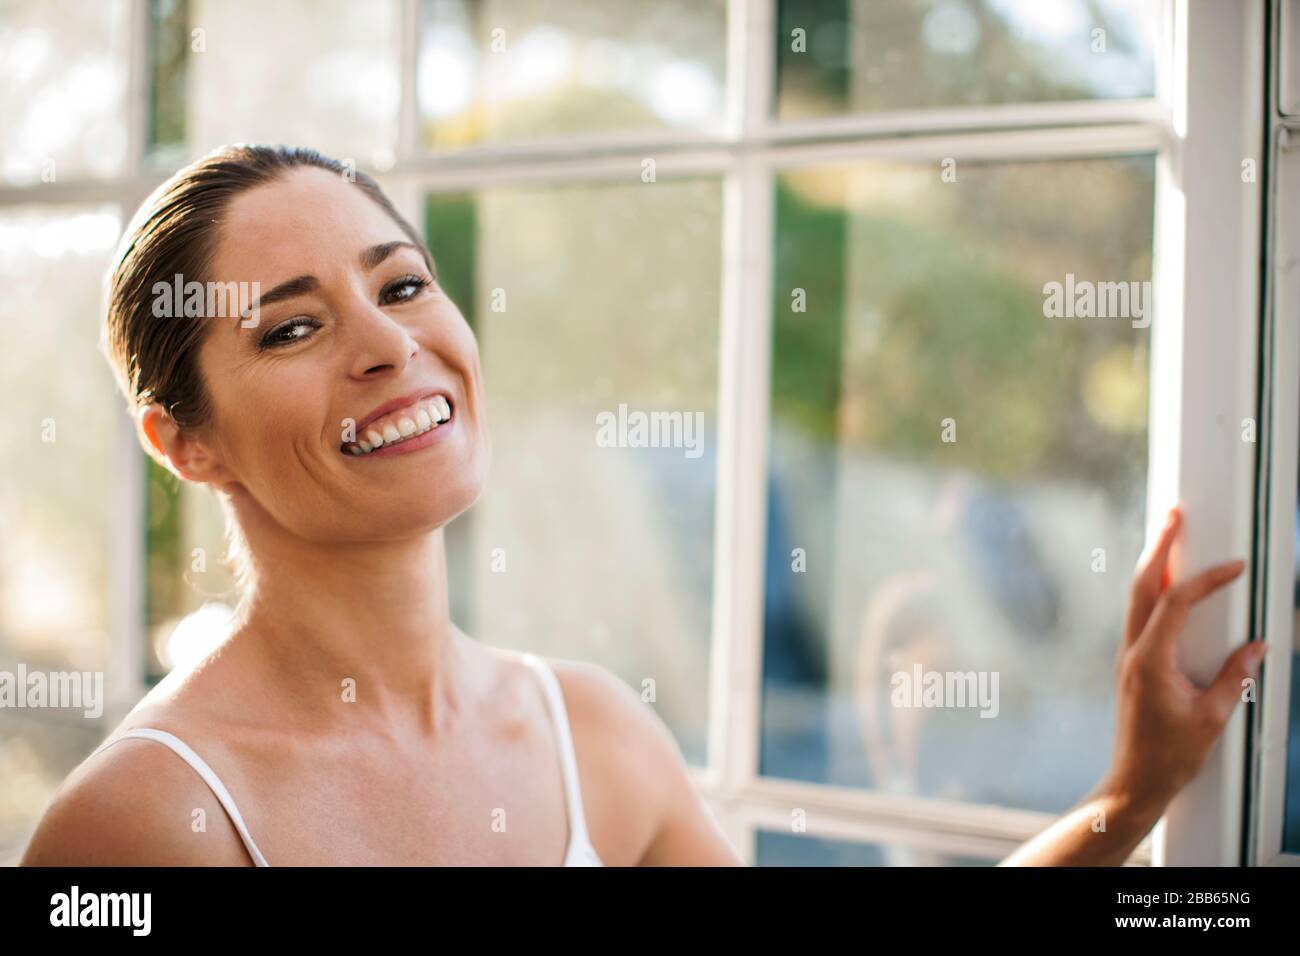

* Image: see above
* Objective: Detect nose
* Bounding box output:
[344,293,419,379]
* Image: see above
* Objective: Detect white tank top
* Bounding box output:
[88,652,604,867]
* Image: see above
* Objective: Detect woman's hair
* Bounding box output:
[100,144,433,593]
[101,143,431,432]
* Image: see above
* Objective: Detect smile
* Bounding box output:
[342,394,454,457]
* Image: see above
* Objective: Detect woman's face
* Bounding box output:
[193,166,489,543]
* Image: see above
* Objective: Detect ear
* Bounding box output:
[138,403,233,485]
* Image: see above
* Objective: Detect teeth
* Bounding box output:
[345,395,452,456]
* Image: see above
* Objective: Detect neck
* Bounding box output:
[222,490,466,736]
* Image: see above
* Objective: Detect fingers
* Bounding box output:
[1173,559,1247,604]
[1202,640,1268,728]
[1125,506,1182,649]
[1137,558,1247,658]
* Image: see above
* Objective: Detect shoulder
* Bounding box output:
[21,726,254,867]
[540,655,739,864]
[542,657,679,857]
[546,656,648,720]
[544,657,676,766]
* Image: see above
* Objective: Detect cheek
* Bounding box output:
[432,307,481,370]
[211,360,333,482]
[445,321,486,408]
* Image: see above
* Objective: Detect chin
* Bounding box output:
[403,456,488,535]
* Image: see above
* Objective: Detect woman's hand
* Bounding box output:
[1103,506,1264,813]
[1002,505,1266,865]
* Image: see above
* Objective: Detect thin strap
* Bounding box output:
[518,654,591,846]
[90,728,270,867]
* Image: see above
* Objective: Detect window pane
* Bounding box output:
[183,0,399,167]
[1284,429,1300,854]
[1284,642,1300,854]
[426,178,722,764]
[0,0,131,184]
[419,0,727,150]
[762,156,1155,813]
[0,204,123,865]
[0,205,123,672]
[148,0,190,152]
[776,0,1158,120]
[756,829,994,865]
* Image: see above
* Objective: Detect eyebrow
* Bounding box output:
[240,242,428,323]
[246,274,319,314]
[360,241,424,271]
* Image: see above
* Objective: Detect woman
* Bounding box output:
[21,145,1265,866]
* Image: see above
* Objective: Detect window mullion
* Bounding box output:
[1149,0,1265,866]
[710,1,777,860]
[398,0,420,161]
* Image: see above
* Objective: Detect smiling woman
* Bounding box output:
[20,143,736,867]
[16,143,1260,869]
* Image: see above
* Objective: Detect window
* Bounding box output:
[418,0,729,149]
[755,829,995,866]
[0,203,123,864]
[1252,1,1300,866]
[775,0,1158,118]
[2,0,1274,867]
[425,180,723,764]
[0,1,131,185]
[763,155,1154,812]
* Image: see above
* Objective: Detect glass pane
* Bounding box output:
[1285,639,1300,853]
[0,0,131,185]
[419,0,727,150]
[0,204,123,865]
[1284,428,1300,853]
[761,156,1155,812]
[756,829,994,866]
[426,177,722,764]
[183,0,399,168]
[775,0,1158,120]
[1283,0,1300,115]
[148,0,190,152]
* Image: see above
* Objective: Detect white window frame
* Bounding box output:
[1249,0,1300,869]
[1134,0,1265,867]
[4,0,1280,867]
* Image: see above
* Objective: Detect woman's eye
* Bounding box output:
[259,317,319,349]
[381,275,431,305]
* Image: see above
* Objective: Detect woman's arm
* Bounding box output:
[1001,506,1267,866]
